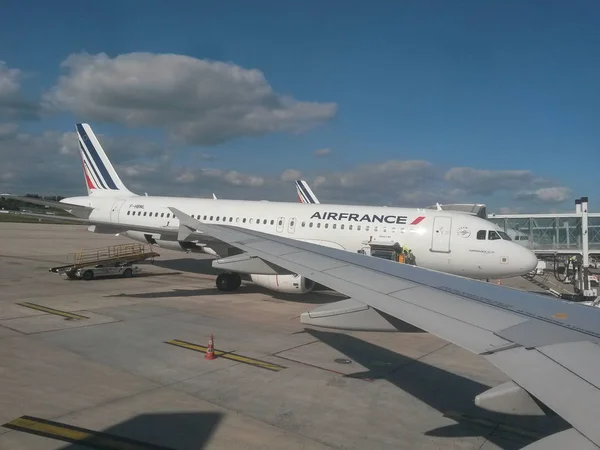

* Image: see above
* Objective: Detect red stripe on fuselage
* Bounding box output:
[410,216,425,225]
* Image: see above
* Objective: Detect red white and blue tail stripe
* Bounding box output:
[77,123,134,197]
[295,180,320,204]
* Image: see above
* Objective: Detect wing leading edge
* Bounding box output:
[170,207,600,449]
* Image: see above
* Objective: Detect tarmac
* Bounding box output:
[0,222,571,450]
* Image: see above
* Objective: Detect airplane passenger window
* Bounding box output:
[263,219,267,224]
[349,225,353,230]
[317,223,321,228]
[333,224,336,229]
[229,217,233,222]
[325,223,329,228]
[203,215,207,220]
[243,218,247,223]
[236,217,240,223]
[365,226,370,231]
[488,230,501,240]
[309,222,313,227]
[216,216,220,221]
[210,216,213,220]
[341,224,344,230]
[477,230,486,240]
[127,211,130,215]
[249,218,253,224]
[270,220,275,225]
[392,227,396,233]
[357,225,361,231]
[374,226,378,232]
[278,219,283,226]
[161,213,164,217]
[143,212,147,216]
[302,222,306,227]
[290,220,295,227]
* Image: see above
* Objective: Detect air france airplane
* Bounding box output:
[15,124,538,294]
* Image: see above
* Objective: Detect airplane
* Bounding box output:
[167,208,600,449]
[9,123,538,295]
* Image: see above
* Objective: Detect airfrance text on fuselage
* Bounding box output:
[311,212,408,224]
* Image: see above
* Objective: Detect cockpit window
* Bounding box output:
[497,231,512,241]
[476,230,486,240]
[488,230,501,240]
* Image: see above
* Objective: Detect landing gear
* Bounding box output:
[216,273,242,292]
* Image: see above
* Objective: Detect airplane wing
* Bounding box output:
[169,207,600,450]
[2,195,93,219]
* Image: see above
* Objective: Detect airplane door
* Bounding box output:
[431,216,452,253]
[110,200,125,223]
[276,217,285,233]
[288,217,297,234]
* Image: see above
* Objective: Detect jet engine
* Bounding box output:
[250,274,315,294]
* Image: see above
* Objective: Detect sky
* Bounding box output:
[0,0,598,213]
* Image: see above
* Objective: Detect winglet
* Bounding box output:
[212,193,217,200]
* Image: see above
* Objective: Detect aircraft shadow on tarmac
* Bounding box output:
[303,329,569,449]
[52,412,223,450]
[107,282,337,304]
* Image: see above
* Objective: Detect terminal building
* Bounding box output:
[428,201,600,256]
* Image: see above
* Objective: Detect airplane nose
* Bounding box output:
[520,247,538,273]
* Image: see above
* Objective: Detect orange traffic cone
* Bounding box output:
[205,334,215,360]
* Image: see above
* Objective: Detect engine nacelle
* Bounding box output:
[250,274,315,294]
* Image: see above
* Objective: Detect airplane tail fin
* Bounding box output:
[295,180,320,204]
[76,123,136,197]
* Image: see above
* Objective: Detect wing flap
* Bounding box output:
[487,345,600,446]
[537,341,600,391]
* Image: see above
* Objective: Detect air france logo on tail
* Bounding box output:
[77,124,119,191]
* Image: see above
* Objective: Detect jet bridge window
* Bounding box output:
[477,230,486,240]
[488,230,501,240]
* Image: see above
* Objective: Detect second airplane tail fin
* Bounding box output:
[76,123,136,197]
[295,180,320,204]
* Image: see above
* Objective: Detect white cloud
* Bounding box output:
[516,186,572,204]
[42,52,337,145]
[0,61,38,119]
[313,148,332,157]
[444,167,536,195]
[280,169,302,182]
[0,124,575,212]
[0,122,18,140]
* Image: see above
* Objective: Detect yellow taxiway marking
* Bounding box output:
[2,415,173,449]
[16,302,88,320]
[166,339,287,372]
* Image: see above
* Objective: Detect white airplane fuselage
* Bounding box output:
[63,194,538,281]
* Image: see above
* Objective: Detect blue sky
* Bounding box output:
[0,0,598,212]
